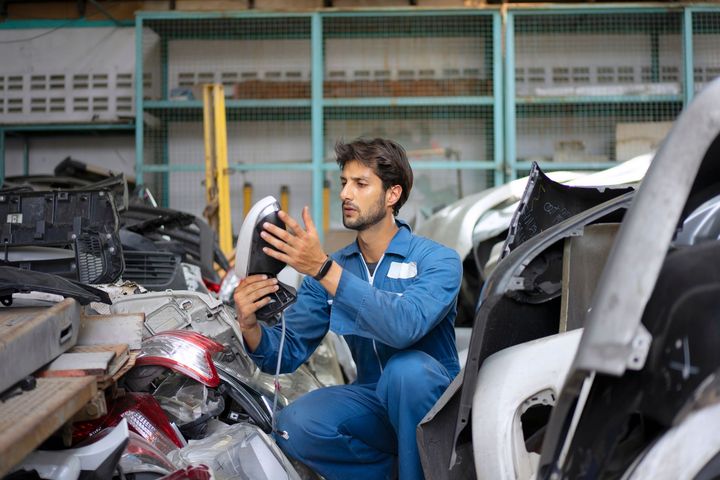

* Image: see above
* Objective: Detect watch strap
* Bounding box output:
[313,255,333,281]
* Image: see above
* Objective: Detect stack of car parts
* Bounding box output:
[0,189,124,285]
[417,77,720,480]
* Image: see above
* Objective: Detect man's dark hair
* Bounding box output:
[335,138,413,216]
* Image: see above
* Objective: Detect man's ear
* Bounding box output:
[386,185,402,209]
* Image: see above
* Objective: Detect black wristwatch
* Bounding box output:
[314,255,334,281]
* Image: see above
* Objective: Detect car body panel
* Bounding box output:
[472,329,582,480]
[418,191,633,480]
[416,171,581,259]
[538,77,720,478]
[0,189,124,284]
[0,267,111,305]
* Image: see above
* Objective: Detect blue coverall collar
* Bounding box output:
[337,219,412,259]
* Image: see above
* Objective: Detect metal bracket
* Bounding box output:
[507,276,526,291]
[627,323,652,370]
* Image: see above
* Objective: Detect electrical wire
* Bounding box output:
[0,24,70,44]
[272,311,289,439]
[0,3,125,44]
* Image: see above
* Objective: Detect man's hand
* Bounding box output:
[261,206,327,278]
[233,274,278,351]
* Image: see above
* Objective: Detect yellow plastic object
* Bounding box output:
[202,84,233,259]
[243,182,253,217]
[280,185,290,213]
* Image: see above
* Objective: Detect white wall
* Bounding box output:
[1,26,137,182]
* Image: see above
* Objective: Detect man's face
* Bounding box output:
[340,160,389,231]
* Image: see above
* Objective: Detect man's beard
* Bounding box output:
[342,193,387,231]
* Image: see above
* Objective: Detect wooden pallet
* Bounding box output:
[0,376,97,477]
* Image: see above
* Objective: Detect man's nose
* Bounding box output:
[340,184,351,201]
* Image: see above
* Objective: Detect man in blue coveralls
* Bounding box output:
[234,138,461,480]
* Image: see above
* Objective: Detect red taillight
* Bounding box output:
[160,465,212,480]
[124,431,177,472]
[136,330,224,387]
[203,278,221,293]
[73,393,184,454]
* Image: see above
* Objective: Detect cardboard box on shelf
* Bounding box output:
[616,121,673,162]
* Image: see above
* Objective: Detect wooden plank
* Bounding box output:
[98,351,138,390]
[0,376,97,477]
[45,352,116,374]
[78,313,144,350]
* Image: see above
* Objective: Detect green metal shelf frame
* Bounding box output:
[504,5,696,180]
[686,7,720,105]
[0,122,134,183]
[0,19,134,29]
[0,18,137,185]
[515,95,682,104]
[4,5,719,213]
[134,9,504,241]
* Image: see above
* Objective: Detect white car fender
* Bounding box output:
[472,329,582,480]
[622,402,720,480]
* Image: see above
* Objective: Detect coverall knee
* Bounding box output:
[275,350,453,480]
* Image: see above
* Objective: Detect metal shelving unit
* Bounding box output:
[0,19,137,185]
[134,10,502,237]
[319,11,502,227]
[505,6,687,179]
[0,122,135,184]
[688,7,720,100]
[135,12,316,230]
[4,6,720,216]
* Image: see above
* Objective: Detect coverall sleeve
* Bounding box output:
[247,275,331,374]
[331,246,461,349]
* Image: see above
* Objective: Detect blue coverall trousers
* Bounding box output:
[274,350,454,480]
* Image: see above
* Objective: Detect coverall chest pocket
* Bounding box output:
[381,260,418,294]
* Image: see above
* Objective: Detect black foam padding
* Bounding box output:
[0,266,112,305]
[248,211,287,276]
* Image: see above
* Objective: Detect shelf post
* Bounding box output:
[683,7,695,106]
[492,10,504,187]
[504,11,517,181]
[312,12,325,244]
[22,137,29,176]
[0,129,4,186]
[135,15,145,187]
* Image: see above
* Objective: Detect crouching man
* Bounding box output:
[234,138,461,480]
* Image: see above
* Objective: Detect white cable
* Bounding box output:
[272,312,288,438]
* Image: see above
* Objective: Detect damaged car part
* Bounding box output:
[0,267,111,306]
[121,205,229,285]
[537,77,720,480]
[12,419,129,480]
[0,189,124,284]
[167,422,302,480]
[539,228,720,479]
[0,298,81,395]
[417,189,634,480]
[235,196,297,321]
[135,330,225,388]
[502,163,634,258]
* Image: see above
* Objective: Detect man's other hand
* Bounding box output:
[233,275,279,351]
[261,206,327,278]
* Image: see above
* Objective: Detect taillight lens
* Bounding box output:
[160,465,212,480]
[203,278,221,293]
[73,392,184,454]
[136,330,224,387]
[121,431,177,474]
[218,270,239,304]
